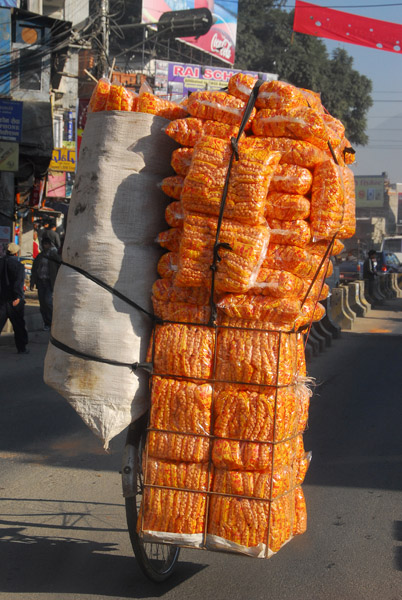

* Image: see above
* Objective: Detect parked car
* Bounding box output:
[336,253,364,282]
[375,251,402,274]
[380,236,402,263]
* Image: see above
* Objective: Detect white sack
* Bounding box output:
[44,111,178,448]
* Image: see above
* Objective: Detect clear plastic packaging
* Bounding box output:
[270,164,313,195]
[156,227,182,252]
[337,166,356,239]
[252,106,329,150]
[267,218,311,248]
[243,136,328,168]
[187,91,256,128]
[217,294,301,324]
[251,267,304,298]
[310,160,345,239]
[138,92,189,120]
[88,77,110,113]
[181,136,281,225]
[165,117,205,147]
[165,201,184,228]
[256,80,308,110]
[228,72,258,102]
[175,214,271,293]
[161,175,184,200]
[171,147,194,176]
[265,192,311,221]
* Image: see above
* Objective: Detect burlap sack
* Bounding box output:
[44,111,178,448]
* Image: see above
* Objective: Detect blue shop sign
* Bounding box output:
[0,99,23,142]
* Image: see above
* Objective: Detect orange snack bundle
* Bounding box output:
[296,332,307,377]
[165,117,205,146]
[217,295,301,324]
[338,166,356,239]
[152,299,210,325]
[322,113,345,148]
[147,430,210,463]
[256,80,308,110]
[212,435,301,474]
[251,267,304,299]
[150,377,212,435]
[228,72,258,102]
[138,92,188,120]
[300,88,323,111]
[152,278,209,305]
[203,120,242,141]
[182,138,281,224]
[270,164,313,195]
[105,83,125,111]
[161,175,184,201]
[310,160,345,239]
[263,244,320,279]
[302,279,330,303]
[88,77,111,112]
[171,147,194,176]
[208,487,299,552]
[187,91,256,128]
[306,238,344,257]
[293,486,307,535]
[157,252,178,279]
[145,457,210,490]
[141,486,207,535]
[149,323,214,379]
[294,299,326,330]
[296,451,312,486]
[156,227,182,252]
[268,218,311,247]
[215,326,298,386]
[213,383,311,443]
[212,467,294,501]
[175,214,270,293]
[243,137,328,169]
[252,106,329,150]
[265,192,311,221]
[165,201,184,228]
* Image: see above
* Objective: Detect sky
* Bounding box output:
[283,0,402,184]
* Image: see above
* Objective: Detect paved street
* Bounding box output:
[1,300,402,600]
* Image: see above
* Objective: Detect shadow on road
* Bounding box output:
[0,498,206,597]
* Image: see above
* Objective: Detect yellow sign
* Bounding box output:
[0,141,18,172]
[49,147,76,172]
[355,175,385,208]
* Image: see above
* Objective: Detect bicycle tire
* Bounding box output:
[123,414,180,582]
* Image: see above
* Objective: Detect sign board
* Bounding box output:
[0,1,18,6]
[154,60,277,102]
[0,7,12,96]
[0,141,18,171]
[355,175,385,209]
[49,147,76,172]
[0,99,23,142]
[142,0,238,65]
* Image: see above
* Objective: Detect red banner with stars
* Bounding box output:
[293,0,402,54]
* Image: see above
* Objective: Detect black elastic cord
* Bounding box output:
[53,257,162,324]
[208,79,263,326]
[50,334,153,373]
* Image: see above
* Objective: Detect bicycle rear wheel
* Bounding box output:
[123,414,180,582]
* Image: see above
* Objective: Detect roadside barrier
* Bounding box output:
[327,287,354,330]
[356,280,371,312]
[347,282,367,317]
[391,273,402,298]
[339,284,357,321]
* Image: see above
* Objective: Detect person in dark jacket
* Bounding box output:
[363,249,377,304]
[0,242,29,354]
[30,236,61,330]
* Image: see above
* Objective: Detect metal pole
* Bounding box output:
[100,0,109,76]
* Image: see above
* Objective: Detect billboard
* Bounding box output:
[154,60,277,101]
[142,1,238,65]
[355,175,385,209]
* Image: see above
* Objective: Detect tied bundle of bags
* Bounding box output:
[88,77,189,121]
[138,75,356,558]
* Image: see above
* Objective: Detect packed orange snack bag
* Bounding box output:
[137,73,356,558]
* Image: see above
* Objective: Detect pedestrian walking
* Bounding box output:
[0,242,29,354]
[30,236,61,330]
[363,249,378,305]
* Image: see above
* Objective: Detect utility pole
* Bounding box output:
[100,0,109,76]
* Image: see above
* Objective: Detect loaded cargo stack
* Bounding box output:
[44,73,356,559]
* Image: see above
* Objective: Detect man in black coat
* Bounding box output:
[0,243,29,354]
